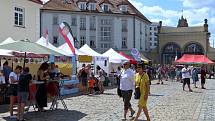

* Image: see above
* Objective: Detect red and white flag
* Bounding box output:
[59,22,75,55]
[44,29,49,46]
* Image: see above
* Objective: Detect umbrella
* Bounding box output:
[0,39,63,68]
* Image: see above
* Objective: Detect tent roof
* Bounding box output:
[0,49,13,56]
[0,37,17,45]
[79,44,105,57]
[175,54,214,64]
[102,48,128,63]
[0,39,62,56]
[58,43,87,56]
[119,52,137,64]
[36,37,71,56]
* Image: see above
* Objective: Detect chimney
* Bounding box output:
[158,21,162,33]
[204,19,208,32]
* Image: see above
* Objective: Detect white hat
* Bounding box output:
[122,60,130,65]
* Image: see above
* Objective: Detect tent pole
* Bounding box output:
[23,52,26,69]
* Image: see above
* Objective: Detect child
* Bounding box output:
[88,75,96,95]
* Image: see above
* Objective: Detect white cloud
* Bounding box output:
[179,0,215,8]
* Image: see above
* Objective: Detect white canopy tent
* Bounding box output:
[79,44,109,74]
[36,37,71,56]
[58,43,87,56]
[102,48,128,74]
[0,49,13,56]
[102,48,128,63]
[0,37,17,45]
[79,44,103,57]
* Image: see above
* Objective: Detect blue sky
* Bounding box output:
[129,0,215,47]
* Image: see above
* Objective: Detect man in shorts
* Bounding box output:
[182,65,193,92]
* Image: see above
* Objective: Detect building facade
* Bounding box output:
[157,16,213,64]
[41,0,151,53]
[0,0,42,42]
[149,22,159,50]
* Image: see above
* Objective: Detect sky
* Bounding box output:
[41,0,215,47]
[129,0,215,47]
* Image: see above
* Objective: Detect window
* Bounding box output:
[150,42,152,46]
[150,37,152,41]
[140,23,142,34]
[100,27,111,41]
[101,19,111,25]
[154,38,157,41]
[90,36,96,48]
[154,43,157,46]
[71,17,77,26]
[89,3,96,10]
[53,36,58,44]
[103,4,109,12]
[90,16,96,30]
[101,43,110,48]
[80,18,86,30]
[53,16,58,25]
[14,7,24,27]
[121,20,127,32]
[150,32,152,35]
[79,3,86,10]
[122,37,127,49]
[120,5,127,12]
[154,27,157,31]
[80,36,86,47]
[150,27,152,30]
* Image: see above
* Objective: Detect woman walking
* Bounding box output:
[133,63,150,121]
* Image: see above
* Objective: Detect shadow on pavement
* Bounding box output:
[206,88,215,90]
[3,109,87,121]
[102,92,117,95]
[0,104,8,113]
[149,94,164,97]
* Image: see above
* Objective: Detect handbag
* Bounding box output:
[117,88,122,97]
[134,75,144,99]
[134,86,141,99]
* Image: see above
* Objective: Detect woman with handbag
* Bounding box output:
[133,63,150,121]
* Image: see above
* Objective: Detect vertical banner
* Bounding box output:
[131,48,141,61]
[59,22,77,80]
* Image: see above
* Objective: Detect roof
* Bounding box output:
[87,0,97,3]
[98,0,113,6]
[160,26,205,33]
[42,0,80,11]
[42,0,151,23]
[29,0,43,4]
[117,0,129,6]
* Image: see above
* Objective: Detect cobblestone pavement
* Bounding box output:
[1,79,215,121]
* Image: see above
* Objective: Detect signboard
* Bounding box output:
[78,55,92,62]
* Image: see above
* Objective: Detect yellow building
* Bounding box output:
[156,16,214,64]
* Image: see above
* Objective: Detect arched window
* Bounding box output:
[184,43,204,54]
[163,43,180,53]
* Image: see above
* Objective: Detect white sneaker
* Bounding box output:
[10,115,17,119]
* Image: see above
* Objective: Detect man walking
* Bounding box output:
[182,65,192,92]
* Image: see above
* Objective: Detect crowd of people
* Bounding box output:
[115,62,212,121]
[77,64,106,95]
[0,61,63,121]
[0,59,213,121]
